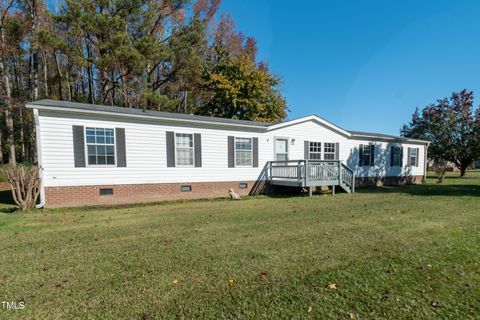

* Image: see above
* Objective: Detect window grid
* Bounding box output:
[86,127,115,165]
[392,146,401,166]
[235,137,253,166]
[175,133,194,166]
[362,145,372,166]
[409,148,417,166]
[309,142,322,160]
[324,143,336,160]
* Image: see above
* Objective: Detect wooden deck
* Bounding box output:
[267,160,355,194]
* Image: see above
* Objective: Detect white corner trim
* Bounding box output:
[33,109,45,208]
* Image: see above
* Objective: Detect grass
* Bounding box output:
[0,173,479,319]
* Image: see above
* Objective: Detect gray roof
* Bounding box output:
[349,130,427,143]
[27,99,272,128]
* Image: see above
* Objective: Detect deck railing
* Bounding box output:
[268,160,355,192]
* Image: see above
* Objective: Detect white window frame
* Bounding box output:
[408,148,418,167]
[85,127,117,167]
[175,133,195,167]
[323,142,336,160]
[274,137,289,161]
[234,137,253,167]
[309,141,322,160]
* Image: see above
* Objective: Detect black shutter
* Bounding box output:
[116,128,127,167]
[166,131,175,167]
[228,136,235,168]
[253,137,259,167]
[390,146,394,167]
[358,144,363,167]
[304,140,309,160]
[194,133,202,167]
[407,147,411,166]
[400,147,403,167]
[335,142,339,160]
[415,147,419,167]
[72,125,86,167]
[370,145,375,166]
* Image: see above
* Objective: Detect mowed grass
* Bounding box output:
[1,173,480,319]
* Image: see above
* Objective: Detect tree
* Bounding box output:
[198,53,287,122]
[402,89,480,177]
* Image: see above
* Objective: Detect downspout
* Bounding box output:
[423,142,429,184]
[33,108,45,208]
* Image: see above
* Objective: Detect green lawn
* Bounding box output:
[1,173,480,319]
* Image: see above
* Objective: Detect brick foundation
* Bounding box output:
[44,180,267,208]
[355,175,424,187]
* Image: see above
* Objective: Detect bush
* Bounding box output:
[1,165,41,211]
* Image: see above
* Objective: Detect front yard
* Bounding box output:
[0,173,479,319]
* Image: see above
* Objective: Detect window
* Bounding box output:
[175,133,194,166]
[86,127,115,165]
[275,138,289,161]
[362,144,373,166]
[235,137,253,166]
[391,146,402,166]
[408,148,418,166]
[239,182,248,189]
[309,142,322,160]
[324,143,336,160]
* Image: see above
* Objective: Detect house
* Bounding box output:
[27,100,429,208]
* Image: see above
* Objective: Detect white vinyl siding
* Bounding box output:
[86,127,115,165]
[175,133,194,166]
[35,110,426,187]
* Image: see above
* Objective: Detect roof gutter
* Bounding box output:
[25,104,269,131]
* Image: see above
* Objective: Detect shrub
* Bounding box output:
[1,165,41,211]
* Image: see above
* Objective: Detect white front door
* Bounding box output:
[275,138,289,161]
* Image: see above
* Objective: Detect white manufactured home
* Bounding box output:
[27,100,429,208]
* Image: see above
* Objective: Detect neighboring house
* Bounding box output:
[27,100,429,208]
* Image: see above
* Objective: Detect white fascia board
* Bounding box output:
[266,115,352,137]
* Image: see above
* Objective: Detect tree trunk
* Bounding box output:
[18,107,25,161]
[42,51,48,98]
[0,122,3,164]
[460,165,467,177]
[5,108,15,165]
[0,25,15,165]
[53,51,63,100]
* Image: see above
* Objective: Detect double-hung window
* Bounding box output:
[362,144,372,166]
[309,142,322,160]
[86,127,115,165]
[323,143,336,160]
[235,137,253,166]
[391,146,402,166]
[175,133,194,166]
[408,148,418,166]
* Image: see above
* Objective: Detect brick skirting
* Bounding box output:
[355,175,424,187]
[44,180,267,208]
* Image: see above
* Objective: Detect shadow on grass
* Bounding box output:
[356,183,480,197]
[0,189,17,213]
